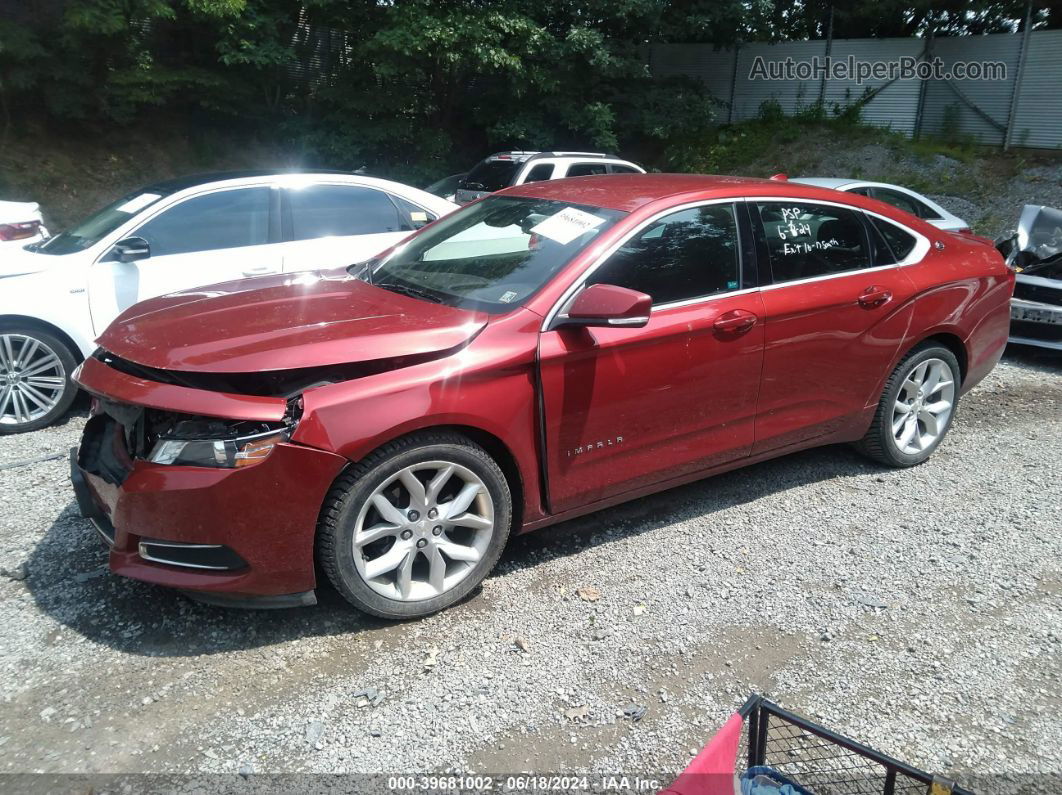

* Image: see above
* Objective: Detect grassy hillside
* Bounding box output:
[2,115,1060,237]
[0,122,294,230]
[667,112,1062,237]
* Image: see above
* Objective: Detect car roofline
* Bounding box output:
[142,169,364,194]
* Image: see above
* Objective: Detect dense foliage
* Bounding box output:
[0,0,1052,181]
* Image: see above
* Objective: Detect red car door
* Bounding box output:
[749,200,920,455]
[538,201,765,513]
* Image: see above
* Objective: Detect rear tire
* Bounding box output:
[316,432,512,619]
[0,327,79,435]
[856,342,961,467]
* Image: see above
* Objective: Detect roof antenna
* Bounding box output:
[770,173,788,181]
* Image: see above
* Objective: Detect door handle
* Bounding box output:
[242,265,279,277]
[713,309,758,335]
[858,286,892,308]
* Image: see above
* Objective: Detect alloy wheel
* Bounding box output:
[0,334,67,428]
[352,460,495,602]
[891,357,955,455]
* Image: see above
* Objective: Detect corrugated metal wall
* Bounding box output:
[733,40,826,119]
[1008,29,1062,149]
[918,34,1020,145]
[650,31,1061,150]
[824,38,925,137]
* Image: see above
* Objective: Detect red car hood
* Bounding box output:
[97,270,487,373]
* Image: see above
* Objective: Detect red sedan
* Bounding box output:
[70,174,1014,618]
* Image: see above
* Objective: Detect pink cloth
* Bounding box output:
[659,712,744,795]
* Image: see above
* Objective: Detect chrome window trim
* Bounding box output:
[540,195,933,332]
[651,285,761,311]
[758,261,899,291]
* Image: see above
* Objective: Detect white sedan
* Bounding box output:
[0,171,456,433]
[791,178,971,233]
[0,200,48,250]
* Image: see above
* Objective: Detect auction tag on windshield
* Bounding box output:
[116,193,161,214]
[531,207,607,245]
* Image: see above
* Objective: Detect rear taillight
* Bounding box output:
[957,227,973,234]
[0,221,41,241]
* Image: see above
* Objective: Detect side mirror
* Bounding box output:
[110,236,150,263]
[557,283,652,329]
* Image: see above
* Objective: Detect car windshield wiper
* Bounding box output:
[375,281,444,304]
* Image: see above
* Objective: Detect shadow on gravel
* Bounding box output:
[1000,343,1061,374]
[24,443,873,658]
[23,503,386,658]
[501,442,879,576]
[22,347,1054,658]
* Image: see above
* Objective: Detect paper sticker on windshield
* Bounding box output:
[531,207,607,245]
[116,193,161,214]
[410,211,428,223]
[499,290,518,303]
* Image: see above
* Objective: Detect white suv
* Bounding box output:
[453,151,645,204]
[0,170,456,434]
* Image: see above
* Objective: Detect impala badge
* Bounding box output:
[567,436,624,457]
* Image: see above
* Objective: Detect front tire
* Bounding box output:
[857,343,961,467]
[316,432,512,619]
[0,328,79,435]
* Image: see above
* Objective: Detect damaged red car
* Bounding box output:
[70,174,1013,618]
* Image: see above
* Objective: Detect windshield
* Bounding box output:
[368,196,625,312]
[460,160,522,193]
[36,188,169,255]
[425,173,465,197]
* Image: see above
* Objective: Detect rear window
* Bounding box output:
[288,185,403,239]
[755,201,870,283]
[566,162,608,177]
[522,164,555,183]
[462,160,521,192]
[870,217,918,261]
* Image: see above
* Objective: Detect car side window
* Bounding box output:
[869,216,918,261]
[586,203,741,305]
[566,162,608,177]
[609,165,640,174]
[847,187,872,196]
[522,164,555,183]
[754,201,870,283]
[134,188,270,257]
[871,188,942,220]
[288,185,403,240]
[390,196,437,230]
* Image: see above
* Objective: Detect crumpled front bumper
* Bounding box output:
[70,356,348,605]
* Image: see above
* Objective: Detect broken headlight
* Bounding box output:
[147,421,290,469]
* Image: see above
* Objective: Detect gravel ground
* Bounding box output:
[0,348,1059,793]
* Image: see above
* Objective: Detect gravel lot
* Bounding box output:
[0,348,1059,792]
